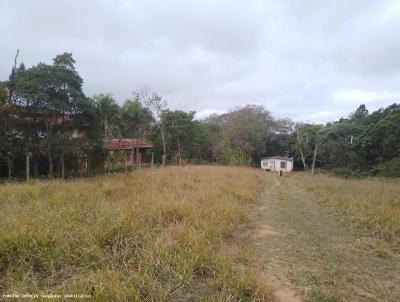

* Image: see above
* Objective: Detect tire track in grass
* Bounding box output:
[250,175,303,302]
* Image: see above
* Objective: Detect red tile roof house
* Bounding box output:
[105,138,153,171]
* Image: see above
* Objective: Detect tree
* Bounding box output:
[163,110,198,165]
[196,121,221,163]
[51,53,86,178]
[286,103,400,176]
[290,123,323,171]
[11,63,45,179]
[311,137,319,176]
[0,82,7,103]
[295,125,308,171]
[366,108,400,162]
[264,118,294,158]
[351,104,369,122]
[0,83,19,178]
[12,53,87,179]
[93,93,120,141]
[219,105,275,165]
[139,88,168,166]
[92,93,120,174]
[121,96,153,169]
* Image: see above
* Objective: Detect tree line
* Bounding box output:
[1,53,399,179]
[292,104,400,177]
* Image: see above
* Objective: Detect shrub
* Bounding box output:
[372,157,400,177]
[332,167,369,178]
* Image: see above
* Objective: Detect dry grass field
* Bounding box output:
[1,167,399,302]
[0,166,271,301]
[249,172,400,302]
[303,174,400,245]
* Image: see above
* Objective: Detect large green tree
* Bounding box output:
[0,83,20,178]
[207,105,276,165]
[12,53,89,179]
[164,110,200,164]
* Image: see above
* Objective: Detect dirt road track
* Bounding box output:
[248,174,400,302]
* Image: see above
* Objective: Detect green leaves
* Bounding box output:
[0,82,7,104]
[288,104,400,176]
[120,98,153,138]
[367,108,400,161]
[7,53,97,177]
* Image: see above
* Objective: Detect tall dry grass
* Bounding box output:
[0,166,272,301]
[300,173,400,245]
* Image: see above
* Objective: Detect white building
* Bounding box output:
[261,156,293,172]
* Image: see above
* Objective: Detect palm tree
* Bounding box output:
[121,97,154,170]
[93,93,120,142]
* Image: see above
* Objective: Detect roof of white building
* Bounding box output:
[261,156,293,161]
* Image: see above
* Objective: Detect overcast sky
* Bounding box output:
[1,0,400,122]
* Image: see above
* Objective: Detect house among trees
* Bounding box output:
[105,138,153,170]
[261,156,293,172]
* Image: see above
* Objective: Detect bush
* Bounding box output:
[372,157,400,177]
[332,167,369,178]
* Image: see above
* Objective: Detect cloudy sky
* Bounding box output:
[1,0,400,122]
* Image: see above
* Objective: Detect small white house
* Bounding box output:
[261,156,293,172]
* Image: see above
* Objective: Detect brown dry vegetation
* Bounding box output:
[2,167,399,302]
[0,166,272,301]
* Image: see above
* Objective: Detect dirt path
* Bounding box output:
[248,174,400,302]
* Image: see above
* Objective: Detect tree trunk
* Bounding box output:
[311,141,318,176]
[136,147,140,169]
[48,155,53,179]
[60,154,65,180]
[124,151,127,173]
[56,157,61,178]
[33,155,39,178]
[160,124,166,167]
[104,121,110,175]
[296,128,308,171]
[46,124,54,178]
[131,138,135,174]
[85,156,88,177]
[151,152,154,168]
[104,119,109,141]
[88,154,92,177]
[300,148,308,171]
[107,152,111,175]
[177,137,182,166]
[26,153,30,181]
[7,155,12,179]
[136,129,140,169]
